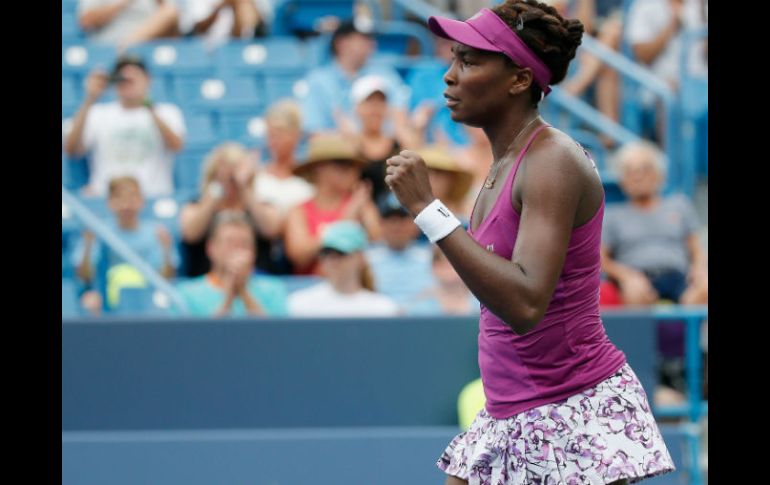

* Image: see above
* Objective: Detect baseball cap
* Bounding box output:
[350,75,391,105]
[377,192,408,218]
[320,221,368,254]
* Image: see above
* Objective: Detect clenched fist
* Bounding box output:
[385,150,435,216]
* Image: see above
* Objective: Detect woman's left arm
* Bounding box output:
[387,147,583,335]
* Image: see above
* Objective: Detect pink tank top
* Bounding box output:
[469,125,626,419]
[295,196,352,275]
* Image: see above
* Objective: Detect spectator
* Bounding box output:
[179,142,282,277]
[74,176,180,314]
[287,221,399,317]
[177,210,288,317]
[284,134,382,275]
[253,99,315,214]
[251,99,316,274]
[403,246,480,316]
[418,145,474,220]
[626,0,708,91]
[365,193,435,310]
[77,0,180,51]
[178,0,273,48]
[63,54,186,198]
[300,18,411,136]
[347,75,420,205]
[562,0,624,139]
[600,141,708,305]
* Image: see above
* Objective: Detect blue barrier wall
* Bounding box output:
[61,424,695,485]
[63,313,698,484]
[63,316,481,430]
[63,314,661,431]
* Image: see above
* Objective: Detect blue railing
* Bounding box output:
[390,0,458,22]
[575,35,686,195]
[61,186,190,314]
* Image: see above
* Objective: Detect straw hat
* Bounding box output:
[293,133,368,179]
[417,145,474,204]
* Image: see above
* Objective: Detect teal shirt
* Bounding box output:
[176,275,289,317]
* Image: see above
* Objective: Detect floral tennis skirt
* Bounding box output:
[438,364,675,484]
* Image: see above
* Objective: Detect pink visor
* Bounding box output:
[428,8,552,95]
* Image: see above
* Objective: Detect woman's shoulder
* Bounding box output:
[522,127,602,182]
[530,126,588,160]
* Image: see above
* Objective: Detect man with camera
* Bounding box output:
[64,54,186,198]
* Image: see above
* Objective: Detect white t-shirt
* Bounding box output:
[78,0,174,45]
[65,101,186,197]
[253,170,315,214]
[287,281,400,317]
[626,0,708,85]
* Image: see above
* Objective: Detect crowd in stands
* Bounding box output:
[63,0,708,401]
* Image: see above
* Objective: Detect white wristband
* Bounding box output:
[414,199,462,243]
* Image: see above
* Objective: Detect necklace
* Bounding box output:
[483,115,540,189]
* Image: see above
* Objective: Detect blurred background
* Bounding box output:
[61,0,708,483]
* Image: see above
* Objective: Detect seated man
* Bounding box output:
[287,221,399,317]
[365,193,434,309]
[601,141,707,305]
[177,210,288,317]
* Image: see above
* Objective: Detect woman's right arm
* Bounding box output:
[284,206,322,268]
[179,196,219,242]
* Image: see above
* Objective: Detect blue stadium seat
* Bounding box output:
[76,196,112,220]
[62,43,118,77]
[219,112,268,146]
[126,40,216,75]
[174,143,217,195]
[172,77,264,114]
[62,0,78,14]
[62,76,81,110]
[125,40,218,100]
[149,80,174,104]
[216,38,308,74]
[62,11,83,42]
[373,21,435,57]
[263,72,308,103]
[62,278,79,318]
[272,0,357,35]
[184,113,219,147]
[279,275,323,294]
[113,287,172,316]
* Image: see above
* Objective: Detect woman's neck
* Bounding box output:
[361,127,385,139]
[631,194,661,210]
[328,274,362,294]
[314,186,348,209]
[266,156,295,178]
[483,106,540,161]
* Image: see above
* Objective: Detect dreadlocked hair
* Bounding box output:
[491,0,584,104]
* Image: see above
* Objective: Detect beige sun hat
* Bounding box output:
[417,145,474,204]
[292,133,368,180]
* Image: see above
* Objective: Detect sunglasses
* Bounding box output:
[318,248,349,258]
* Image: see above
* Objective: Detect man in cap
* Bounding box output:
[300,18,411,136]
[365,193,435,310]
[287,221,399,317]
